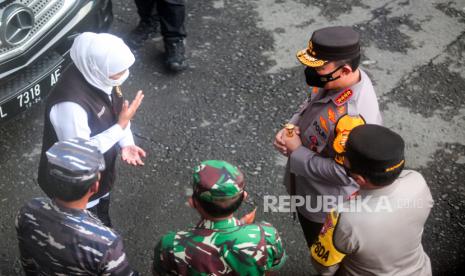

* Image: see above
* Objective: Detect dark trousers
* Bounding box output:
[88,196,112,227]
[297,211,324,247]
[134,0,186,39]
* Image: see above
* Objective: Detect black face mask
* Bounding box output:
[304,65,344,88]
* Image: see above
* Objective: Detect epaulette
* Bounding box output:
[332,88,353,106]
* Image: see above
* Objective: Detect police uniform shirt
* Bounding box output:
[16,197,137,275]
[285,69,383,223]
[311,170,433,276]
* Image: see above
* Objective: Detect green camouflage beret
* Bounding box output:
[193,160,245,202]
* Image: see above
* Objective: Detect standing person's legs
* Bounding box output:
[127,0,159,49]
[135,0,157,20]
[157,0,186,39]
[297,211,323,247]
[157,0,187,71]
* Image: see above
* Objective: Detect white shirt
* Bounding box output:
[49,102,135,152]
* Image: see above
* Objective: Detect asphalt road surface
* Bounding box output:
[1,0,464,275]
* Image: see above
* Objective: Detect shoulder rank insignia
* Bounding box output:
[333,89,353,106]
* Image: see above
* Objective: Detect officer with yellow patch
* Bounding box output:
[311,125,433,276]
[273,26,382,246]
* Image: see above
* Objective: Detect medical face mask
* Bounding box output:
[106,69,130,87]
[304,65,343,88]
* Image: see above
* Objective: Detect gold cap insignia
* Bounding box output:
[308,41,317,56]
[296,40,327,67]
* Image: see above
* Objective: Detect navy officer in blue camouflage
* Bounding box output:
[16,137,137,275]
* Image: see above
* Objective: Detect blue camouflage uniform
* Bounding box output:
[16,197,137,275]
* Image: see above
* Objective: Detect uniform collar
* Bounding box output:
[358,173,403,197]
[324,69,365,106]
[351,69,365,93]
[196,217,241,230]
[50,199,87,216]
[310,84,357,104]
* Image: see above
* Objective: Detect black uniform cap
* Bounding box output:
[46,137,105,184]
[297,26,360,67]
[345,125,405,173]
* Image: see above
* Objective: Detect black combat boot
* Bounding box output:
[126,18,160,49]
[164,38,187,72]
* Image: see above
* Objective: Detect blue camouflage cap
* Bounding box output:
[46,137,105,184]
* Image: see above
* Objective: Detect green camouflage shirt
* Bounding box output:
[153,217,286,275]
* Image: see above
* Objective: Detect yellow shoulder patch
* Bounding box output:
[333,115,365,165]
[310,210,346,267]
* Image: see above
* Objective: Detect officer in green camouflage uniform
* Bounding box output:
[152,160,286,275]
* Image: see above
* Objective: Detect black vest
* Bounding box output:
[38,64,123,200]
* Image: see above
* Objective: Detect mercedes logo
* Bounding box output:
[1,4,34,47]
